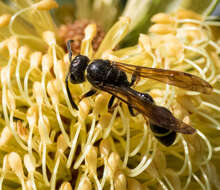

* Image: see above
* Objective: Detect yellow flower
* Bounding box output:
[0,0,220,190]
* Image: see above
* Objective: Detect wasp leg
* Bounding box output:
[129,73,137,87]
[67,40,74,63]
[128,104,138,116]
[108,95,116,110]
[128,91,154,117]
[108,73,137,113]
[81,89,97,100]
[65,75,78,110]
[129,69,141,87]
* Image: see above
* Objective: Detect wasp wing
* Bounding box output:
[114,62,212,94]
[98,84,196,134]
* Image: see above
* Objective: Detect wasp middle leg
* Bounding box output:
[128,73,141,116]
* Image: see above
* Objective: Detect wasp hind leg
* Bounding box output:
[127,73,139,116]
[127,72,142,116]
[129,73,140,87]
[128,90,154,117]
[128,104,139,117]
[129,74,136,87]
[129,69,141,87]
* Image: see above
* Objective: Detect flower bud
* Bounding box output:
[6,89,15,111]
[93,92,109,115]
[149,24,175,34]
[114,170,127,190]
[24,154,36,173]
[97,113,112,129]
[8,152,25,179]
[127,178,143,190]
[99,138,111,158]
[47,80,59,104]
[18,46,29,61]
[43,31,56,45]
[26,106,38,128]
[85,145,97,175]
[59,182,72,190]
[38,115,51,144]
[7,37,19,56]
[139,34,152,53]
[78,99,90,122]
[35,0,59,11]
[151,13,175,24]
[57,134,68,153]
[107,152,121,178]
[42,54,52,73]
[30,52,42,68]
[0,14,11,28]
[33,82,44,105]
[16,120,29,142]
[78,176,92,190]
[176,9,202,20]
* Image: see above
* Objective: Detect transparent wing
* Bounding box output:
[97,84,196,134]
[114,61,212,94]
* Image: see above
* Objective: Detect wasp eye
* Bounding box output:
[69,72,85,84]
[69,73,77,83]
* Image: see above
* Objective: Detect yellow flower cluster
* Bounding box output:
[0,0,220,189]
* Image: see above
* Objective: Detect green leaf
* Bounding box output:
[180,0,219,16]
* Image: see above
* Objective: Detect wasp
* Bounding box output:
[65,40,212,146]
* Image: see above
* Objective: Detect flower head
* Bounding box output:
[0,1,220,190]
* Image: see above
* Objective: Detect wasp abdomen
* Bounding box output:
[150,124,176,146]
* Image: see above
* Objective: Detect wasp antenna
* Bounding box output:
[65,74,78,110]
[67,40,74,63]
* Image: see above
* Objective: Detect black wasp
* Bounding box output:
[65,40,212,146]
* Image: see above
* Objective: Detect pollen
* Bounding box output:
[35,0,59,11]
[58,20,105,54]
[0,14,11,28]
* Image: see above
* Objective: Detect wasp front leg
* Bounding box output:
[80,89,97,100]
[65,75,78,110]
[66,40,79,109]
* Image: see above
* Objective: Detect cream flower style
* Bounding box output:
[0,0,220,189]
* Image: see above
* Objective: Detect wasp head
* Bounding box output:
[68,55,90,84]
